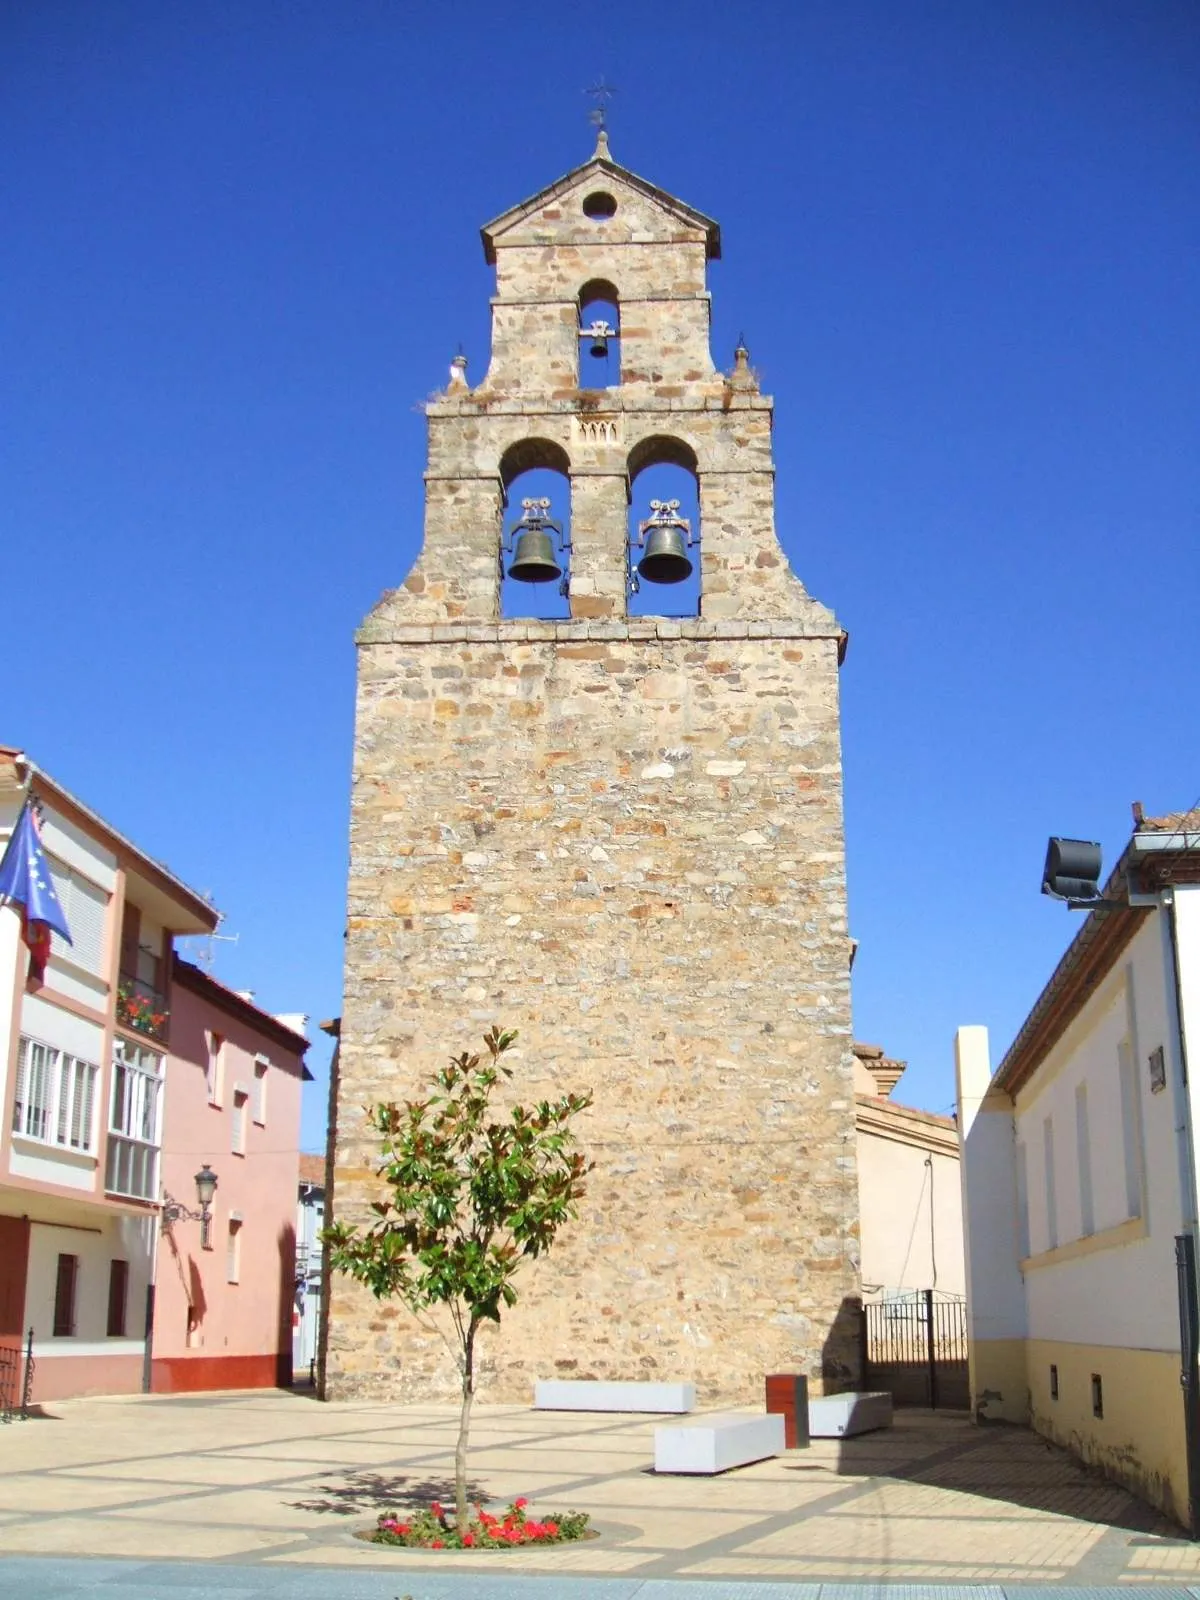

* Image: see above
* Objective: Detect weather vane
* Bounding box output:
[584,77,616,131]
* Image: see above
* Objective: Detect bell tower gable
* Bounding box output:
[480,135,721,266]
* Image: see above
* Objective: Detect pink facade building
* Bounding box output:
[152,959,309,1393]
[0,747,309,1402]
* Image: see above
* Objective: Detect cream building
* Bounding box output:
[957,811,1200,1527]
[854,1043,964,1301]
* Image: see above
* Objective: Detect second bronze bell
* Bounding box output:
[508,528,562,583]
[636,499,694,585]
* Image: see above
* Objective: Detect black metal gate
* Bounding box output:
[862,1290,969,1409]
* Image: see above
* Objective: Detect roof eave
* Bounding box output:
[994,823,1200,1097]
[4,748,218,934]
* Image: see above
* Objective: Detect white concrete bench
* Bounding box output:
[807,1390,893,1437]
[534,1379,695,1414]
[654,1411,785,1474]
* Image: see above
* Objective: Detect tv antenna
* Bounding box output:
[179,896,240,972]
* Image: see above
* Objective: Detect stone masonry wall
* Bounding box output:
[328,146,863,1406]
[327,616,861,1404]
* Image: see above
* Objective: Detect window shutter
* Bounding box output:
[53,1254,78,1337]
[47,860,109,976]
[106,1259,128,1337]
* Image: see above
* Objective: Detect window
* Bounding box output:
[1050,1364,1059,1401]
[206,1031,224,1107]
[12,1035,99,1152]
[107,1259,128,1337]
[47,859,109,976]
[1091,1373,1104,1419]
[252,1058,268,1125]
[578,277,620,387]
[1075,1083,1094,1237]
[1015,1141,1030,1259]
[226,1218,242,1284]
[1043,1116,1058,1251]
[1120,1039,1145,1219]
[627,436,701,620]
[1149,1044,1167,1094]
[53,1254,78,1337]
[105,1037,163,1201]
[232,1088,248,1155]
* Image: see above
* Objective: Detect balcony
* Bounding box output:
[105,1134,159,1202]
[116,977,169,1044]
[105,1035,163,1203]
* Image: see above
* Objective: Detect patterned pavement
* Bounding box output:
[0,1389,1194,1592]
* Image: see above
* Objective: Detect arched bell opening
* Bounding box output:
[499,439,572,620]
[627,436,701,618]
[578,279,620,389]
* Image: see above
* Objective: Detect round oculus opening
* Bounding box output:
[582,191,617,221]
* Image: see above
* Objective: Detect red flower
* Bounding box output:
[544,1521,559,1536]
[431,1501,443,1516]
[514,1496,528,1509]
[462,1532,475,1546]
[431,1538,444,1549]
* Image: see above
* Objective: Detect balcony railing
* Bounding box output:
[116,978,169,1043]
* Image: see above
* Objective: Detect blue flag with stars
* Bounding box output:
[0,798,72,982]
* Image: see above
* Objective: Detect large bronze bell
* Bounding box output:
[638,525,693,584]
[637,499,694,585]
[507,527,562,584]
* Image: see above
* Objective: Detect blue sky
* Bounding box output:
[4,2,1198,1147]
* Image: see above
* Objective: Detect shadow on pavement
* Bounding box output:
[289,1468,491,1515]
[794,1409,1178,1536]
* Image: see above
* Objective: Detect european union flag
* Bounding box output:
[0,798,72,984]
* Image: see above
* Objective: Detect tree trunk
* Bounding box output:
[455,1320,477,1531]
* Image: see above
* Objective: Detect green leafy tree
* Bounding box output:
[325,1026,592,1528]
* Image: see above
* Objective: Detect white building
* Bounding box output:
[957,809,1200,1527]
[0,747,216,1400]
[294,1152,325,1383]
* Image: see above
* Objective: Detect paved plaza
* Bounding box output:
[0,1388,1197,1595]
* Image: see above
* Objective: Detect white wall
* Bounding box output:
[957,1026,1027,1343]
[25,1210,154,1353]
[857,1130,965,1296]
[1011,910,1186,1355]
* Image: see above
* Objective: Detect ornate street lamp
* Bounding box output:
[162,1164,218,1249]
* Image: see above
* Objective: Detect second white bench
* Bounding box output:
[654,1411,786,1474]
[534,1379,695,1413]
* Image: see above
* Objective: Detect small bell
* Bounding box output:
[637,499,694,585]
[580,318,616,362]
[505,497,565,584]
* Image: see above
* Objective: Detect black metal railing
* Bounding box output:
[0,1329,34,1423]
[863,1289,969,1409]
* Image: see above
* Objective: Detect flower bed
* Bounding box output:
[368,1496,592,1549]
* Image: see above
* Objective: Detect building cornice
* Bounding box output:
[855,1094,959,1157]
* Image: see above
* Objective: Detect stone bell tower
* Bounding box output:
[327,134,861,1404]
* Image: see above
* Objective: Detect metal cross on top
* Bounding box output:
[584,77,616,131]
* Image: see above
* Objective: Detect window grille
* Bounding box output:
[12,1036,99,1153]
